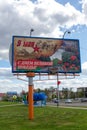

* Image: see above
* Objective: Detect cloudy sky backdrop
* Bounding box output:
[0,0,87,93]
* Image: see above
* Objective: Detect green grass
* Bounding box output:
[0,101,20,105]
[0,102,87,130]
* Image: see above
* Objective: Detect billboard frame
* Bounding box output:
[12,36,81,74]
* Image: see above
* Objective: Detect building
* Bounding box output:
[0,93,5,101]
[77,87,87,97]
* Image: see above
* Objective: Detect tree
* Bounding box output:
[62,88,68,99]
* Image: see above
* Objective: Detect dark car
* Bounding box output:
[52,98,59,103]
[81,98,87,102]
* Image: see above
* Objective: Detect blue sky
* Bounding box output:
[0,0,87,93]
[57,0,82,10]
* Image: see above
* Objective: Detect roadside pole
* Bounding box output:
[57,73,61,107]
[26,72,35,120]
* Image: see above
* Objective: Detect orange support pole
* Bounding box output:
[26,72,35,120]
[28,84,34,119]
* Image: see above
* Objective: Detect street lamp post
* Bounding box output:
[63,30,71,39]
[62,30,71,102]
[30,28,34,37]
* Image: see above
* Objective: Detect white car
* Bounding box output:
[65,99,72,103]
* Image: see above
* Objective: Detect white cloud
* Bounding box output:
[0,67,11,76]
[0,67,28,93]
[0,61,87,93]
[81,62,87,75]
[0,0,87,93]
[0,49,9,60]
[0,0,86,56]
[82,61,87,69]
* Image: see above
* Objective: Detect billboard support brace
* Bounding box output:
[26,72,35,120]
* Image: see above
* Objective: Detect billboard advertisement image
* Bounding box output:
[12,36,81,74]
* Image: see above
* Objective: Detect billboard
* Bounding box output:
[12,36,81,73]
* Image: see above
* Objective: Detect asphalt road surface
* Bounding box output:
[47,101,87,107]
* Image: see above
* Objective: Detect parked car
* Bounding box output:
[81,98,87,102]
[52,98,59,103]
[65,99,72,103]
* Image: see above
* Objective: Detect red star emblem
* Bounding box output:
[34,45,40,52]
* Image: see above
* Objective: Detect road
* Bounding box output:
[47,101,87,108]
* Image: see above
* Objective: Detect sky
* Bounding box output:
[0,0,87,93]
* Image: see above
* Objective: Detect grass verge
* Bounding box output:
[0,102,87,130]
